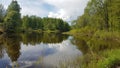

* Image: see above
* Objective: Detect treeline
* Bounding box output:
[73,0,120,31]
[0,0,70,33]
[22,16,70,32]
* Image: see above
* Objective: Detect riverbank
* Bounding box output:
[62,29,120,68]
[63,28,120,41]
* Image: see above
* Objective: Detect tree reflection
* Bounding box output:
[71,36,89,54]
[0,34,6,59]
[21,32,43,45]
[72,36,120,54]
[2,33,21,62]
[0,44,4,58]
[21,32,69,45]
[71,35,120,68]
[0,32,69,62]
[42,33,68,43]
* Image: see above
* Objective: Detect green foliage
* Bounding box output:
[4,0,21,32]
[73,0,120,31]
[7,0,20,12]
[63,31,120,68]
[4,1,21,32]
[42,17,70,32]
[0,4,5,23]
[22,16,70,32]
[98,49,120,68]
[78,49,120,68]
[4,11,21,32]
[22,15,43,30]
[93,30,120,41]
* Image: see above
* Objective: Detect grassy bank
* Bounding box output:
[64,27,120,41]
[63,28,120,68]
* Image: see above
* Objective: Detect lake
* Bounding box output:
[0,33,82,68]
[0,32,120,68]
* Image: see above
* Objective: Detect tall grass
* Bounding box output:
[63,28,120,68]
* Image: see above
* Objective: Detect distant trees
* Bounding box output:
[22,15,43,30]
[4,0,21,32]
[42,17,70,32]
[73,0,120,31]
[22,16,70,32]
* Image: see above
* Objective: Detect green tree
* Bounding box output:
[22,15,30,30]
[22,15,70,32]
[0,4,5,23]
[4,0,21,32]
[74,0,120,31]
[22,15,43,31]
[4,11,21,32]
[7,0,20,12]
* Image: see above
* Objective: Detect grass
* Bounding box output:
[81,49,120,68]
[66,27,120,42]
[98,49,120,68]
[62,27,120,68]
[93,30,120,41]
[60,46,120,68]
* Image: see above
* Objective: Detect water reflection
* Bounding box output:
[71,37,89,54]
[72,36,120,54]
[0,34,21,68]
[0,33,82,68]
[21,32,69,45]
[0,43,4,58]
[71,35,120,68]
[3,34,21,62]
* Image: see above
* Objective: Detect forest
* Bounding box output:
[71,0,120,33]
[0,0,70,33]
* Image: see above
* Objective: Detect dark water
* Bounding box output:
[0,33,82,68]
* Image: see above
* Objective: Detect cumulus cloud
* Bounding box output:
[18,0,49,17]
[48,9,69,20]
[46,0,89,21]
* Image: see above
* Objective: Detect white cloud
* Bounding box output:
[46,0,89,21]
[18,0,48,17]
[20,6,48,17]
[48,9,69,20]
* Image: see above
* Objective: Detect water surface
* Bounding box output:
[0,33,82,68]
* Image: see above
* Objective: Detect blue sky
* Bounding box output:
[0,0,89,21]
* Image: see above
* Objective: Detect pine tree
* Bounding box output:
[4,0,21,32]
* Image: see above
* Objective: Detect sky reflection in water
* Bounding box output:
[0,34,82,68]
